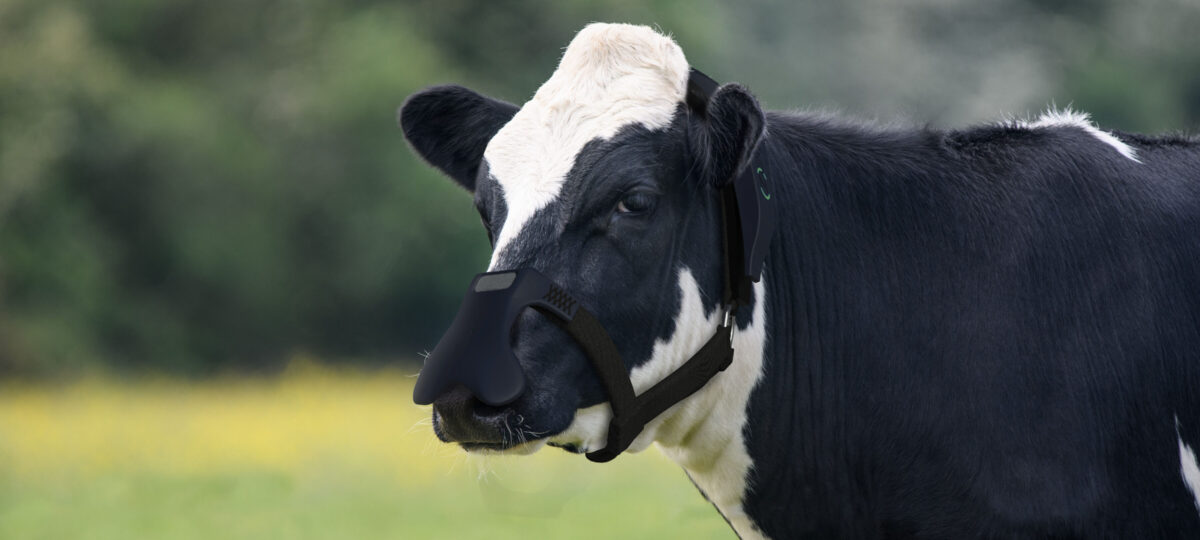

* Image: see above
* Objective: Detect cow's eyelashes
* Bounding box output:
[615,191,658,216]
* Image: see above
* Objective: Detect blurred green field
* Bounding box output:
[0,365,732,539]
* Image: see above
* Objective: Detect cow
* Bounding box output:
[399,22,1200,539]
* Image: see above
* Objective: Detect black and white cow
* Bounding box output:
[400,23,1200,539]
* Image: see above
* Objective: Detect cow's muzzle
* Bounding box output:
[412,267,735,462]
[413,269,575,408]
[431,385,515,448]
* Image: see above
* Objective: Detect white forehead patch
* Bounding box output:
[484,23,690,268]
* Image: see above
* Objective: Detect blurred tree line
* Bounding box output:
[1,0,1197,376]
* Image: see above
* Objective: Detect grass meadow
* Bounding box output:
[0,363,732,539]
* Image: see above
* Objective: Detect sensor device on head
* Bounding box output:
[413,68,778,463]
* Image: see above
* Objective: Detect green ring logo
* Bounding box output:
[756,167,772,200]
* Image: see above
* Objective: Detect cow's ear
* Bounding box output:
[399,85,519,192]
[691,83,766,188]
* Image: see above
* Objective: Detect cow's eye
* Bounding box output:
[615,191,657,215]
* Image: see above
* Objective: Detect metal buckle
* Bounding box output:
[715,303,734,345]
[722,305,734,328]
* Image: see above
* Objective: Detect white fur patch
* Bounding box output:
[1007,107,1140,163]
[549,268,770,539]
[483,23,690,268]
[1177,416,1200,514]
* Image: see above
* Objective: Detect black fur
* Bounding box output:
[401,80,1200,538]
[741,110,1200,538]
[691,84,767,188]
[398,85,518,191]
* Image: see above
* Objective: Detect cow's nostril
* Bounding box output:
[431,385,510,445]
[432,385,475,420]
[471,399,507,419]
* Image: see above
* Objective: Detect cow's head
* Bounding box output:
[400,23,765,456]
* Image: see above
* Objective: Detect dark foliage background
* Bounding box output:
[1,0,1197,376]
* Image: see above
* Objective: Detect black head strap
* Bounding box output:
[413,267,734,463]
[686,68,719,117]
[544,287,734,463]
[568,68,764,462]
[689,67,776,307]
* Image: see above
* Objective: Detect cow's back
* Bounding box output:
[742,117,1200,537]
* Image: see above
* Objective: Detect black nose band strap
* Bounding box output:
[549,294,734,463]
[413,267,735,463]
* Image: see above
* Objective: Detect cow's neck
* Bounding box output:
[634,268,769,538]
[633,112,915,538]
[615,114,838,540]
[736,112,938,536]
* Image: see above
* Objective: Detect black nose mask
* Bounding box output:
[412,68,777,463]
[412,269,576,408]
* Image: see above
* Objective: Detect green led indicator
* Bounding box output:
[756,167,771,200]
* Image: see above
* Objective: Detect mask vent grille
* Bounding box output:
[543,285,577,313]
